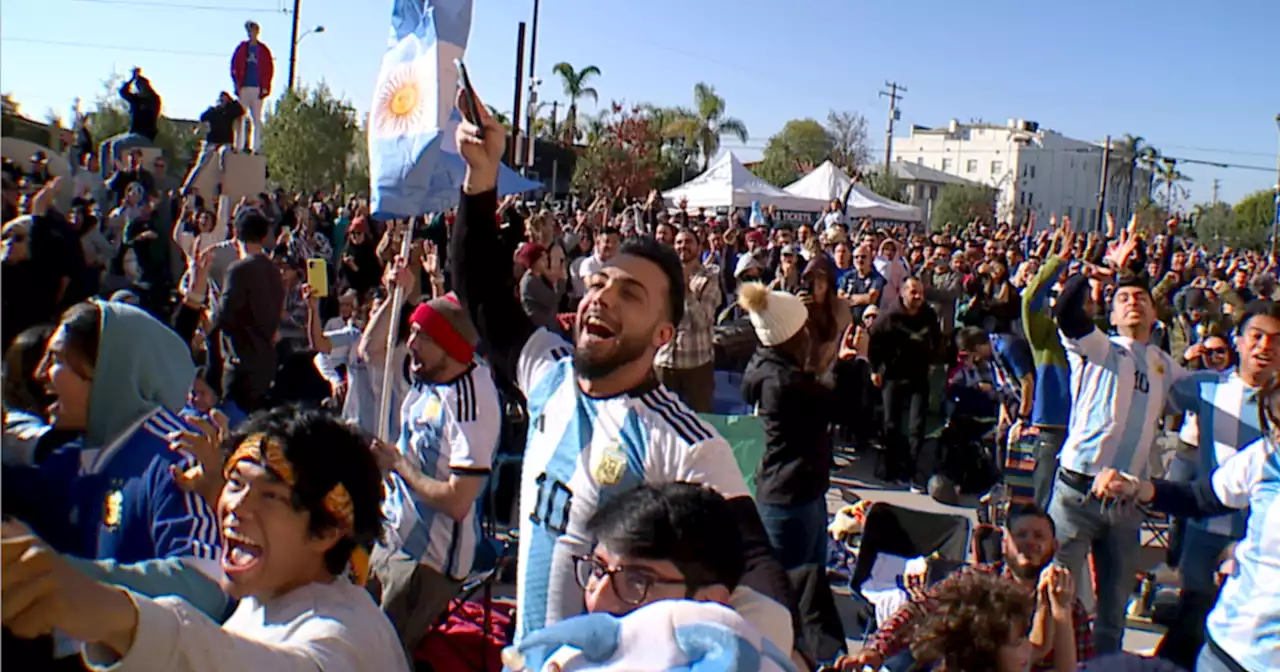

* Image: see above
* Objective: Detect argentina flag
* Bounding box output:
[369,0,541,218]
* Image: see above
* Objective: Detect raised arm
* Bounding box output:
[450,90,536,384]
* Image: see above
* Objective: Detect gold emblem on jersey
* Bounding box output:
[1154,363,1165,376]
[103,490,123,529]
[423,396,442,420]
[592,445,627,486]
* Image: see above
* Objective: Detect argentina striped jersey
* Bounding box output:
[381,360,500,579]
[1204,437,1280,671]
[1059,329,1191,477]
[1170,370,1259,538]
[512,329,752,640]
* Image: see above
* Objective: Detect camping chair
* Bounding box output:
[845,502,972,635]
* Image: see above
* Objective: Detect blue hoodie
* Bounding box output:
[51,301,221,572]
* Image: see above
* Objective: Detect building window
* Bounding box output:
[1019,191,1025,205]
[930,185,939,199]
[941,158,953,172]
[991,160,1002,175]
[917,157,924,165]
[966,159,978,173]
[1029,165,1036,179]
[1028,193,1034,207]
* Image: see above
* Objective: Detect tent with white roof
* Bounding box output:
[784,160,922,222]
[662,152,828,212]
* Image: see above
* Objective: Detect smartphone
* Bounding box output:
[306,258,329,298]
[454,59,484,139]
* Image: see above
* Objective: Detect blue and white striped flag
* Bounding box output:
[369,0,541,219]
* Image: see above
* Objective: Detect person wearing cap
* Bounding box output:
[768,244,802,294]
[738,282,845,652]
[231,21,274,154]
[368,292,500,661]
[518,241,563,335]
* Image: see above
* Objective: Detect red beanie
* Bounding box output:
[408,294,479,364]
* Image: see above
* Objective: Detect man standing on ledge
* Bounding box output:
[230,20,273,154]
[448,90,795,655]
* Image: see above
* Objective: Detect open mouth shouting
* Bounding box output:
[579,313,619,346]
[222,527,264,578]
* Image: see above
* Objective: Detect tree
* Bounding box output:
[572,102,664,198]
[755,118,833,186]
[862,167,906,203]
[1234,189,1279,245]
[484,105,511,131]
[826,110,871,172]
[1107,134,1159,218]
[551,62,601,145]
[261,82,360,195]
[930,183,996,232]
[86,73,199,170]
[667,83,748,171]
[1153,159,1192,213]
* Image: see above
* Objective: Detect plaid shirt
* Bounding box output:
[655,263,721,370]
[862,562,1095,670]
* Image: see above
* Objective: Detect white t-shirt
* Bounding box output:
[82,578,409,671]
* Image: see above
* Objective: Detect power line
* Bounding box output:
[0,36,274,59]
[70,0,287,13]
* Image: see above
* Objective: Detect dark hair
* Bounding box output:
[1004,501,1055,535]
[1113,273,1151,300]
[223,406,384,576]
[910,570,1035,671]
[617,236,685,326]
[56,301,103,369]
[585,483,744,593]
[1237,299,1280,337]
[956,326,990,353]
[3,324,55,415]
[233,208,272,244]
[598,226,620,240]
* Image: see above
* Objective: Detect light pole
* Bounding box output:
[289,25,325,91]
[1271,114,1279,255]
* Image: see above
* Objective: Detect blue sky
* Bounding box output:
[3,0,1277,204]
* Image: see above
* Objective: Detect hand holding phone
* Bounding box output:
[455,59,483,140]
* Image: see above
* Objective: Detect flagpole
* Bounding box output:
[376,220,415,442]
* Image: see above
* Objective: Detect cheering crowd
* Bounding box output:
[1,71,1278,672]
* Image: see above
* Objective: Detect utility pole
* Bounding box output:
[1272,113,1280,255]
[509,22,525,167]
[879,81,906,173]
[524,0,541,176]
[549,100,559,139]
[1095,135,1111,233]
[287,0,301,92]
[1211,178,1220,206]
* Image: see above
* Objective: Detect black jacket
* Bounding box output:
[741,346,837,506]
[121,77,161,140]
[201,99,244,146]
[867,301,942,382]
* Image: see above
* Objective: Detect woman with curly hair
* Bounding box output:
[910,570,1037,672]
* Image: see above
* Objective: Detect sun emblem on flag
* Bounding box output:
[371,59,431,138]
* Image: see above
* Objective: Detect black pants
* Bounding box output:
[881,377,928,482]
[1155,588,1218,669]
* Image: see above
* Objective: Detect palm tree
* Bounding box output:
[484,104,511,131]
[668,83,748,171]
[551,62,601,145]
[1108,134,1159,219]
[1153,159,1192,213]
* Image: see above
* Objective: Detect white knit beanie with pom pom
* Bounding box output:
[738,282,808,346]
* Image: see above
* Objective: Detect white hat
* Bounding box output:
[738,282,807,346]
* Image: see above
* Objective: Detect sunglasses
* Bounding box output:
[1203,348,1229,356]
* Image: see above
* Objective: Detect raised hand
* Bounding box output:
[168,409,230,507]
[455,88,506,195]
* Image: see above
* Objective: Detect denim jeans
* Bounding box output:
[98,132,151,177]
[1047,472,1143,655]
[757,496,828,570]
[1031,427,1066,510]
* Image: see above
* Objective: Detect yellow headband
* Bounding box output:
[224,433,369,586]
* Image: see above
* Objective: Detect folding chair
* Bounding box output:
[845,502,972,635]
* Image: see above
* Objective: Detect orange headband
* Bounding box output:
[224,433,369,585]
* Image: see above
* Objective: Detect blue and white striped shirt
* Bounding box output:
[1170,370,1258,537]
[314,324,409,445]
[512,329,755,641]
[1059,330,1191,477]
[1205,437,1280,671]
[381,360,500,579]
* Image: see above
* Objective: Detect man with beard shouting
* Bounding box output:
[449,91,795,655]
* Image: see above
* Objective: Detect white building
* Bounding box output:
[890,119,1150,229]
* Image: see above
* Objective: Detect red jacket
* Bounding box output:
[231,40,275,95]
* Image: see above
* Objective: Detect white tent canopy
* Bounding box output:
[784,160,922,222]
[662,152,828,212]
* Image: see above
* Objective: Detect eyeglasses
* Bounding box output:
[571,555,687,606]
[1203,348,1229,356]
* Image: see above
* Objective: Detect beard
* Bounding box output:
[573,329,652,381]
[1007,556,1048,582]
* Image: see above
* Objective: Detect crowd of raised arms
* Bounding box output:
[2,76,1279,672]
